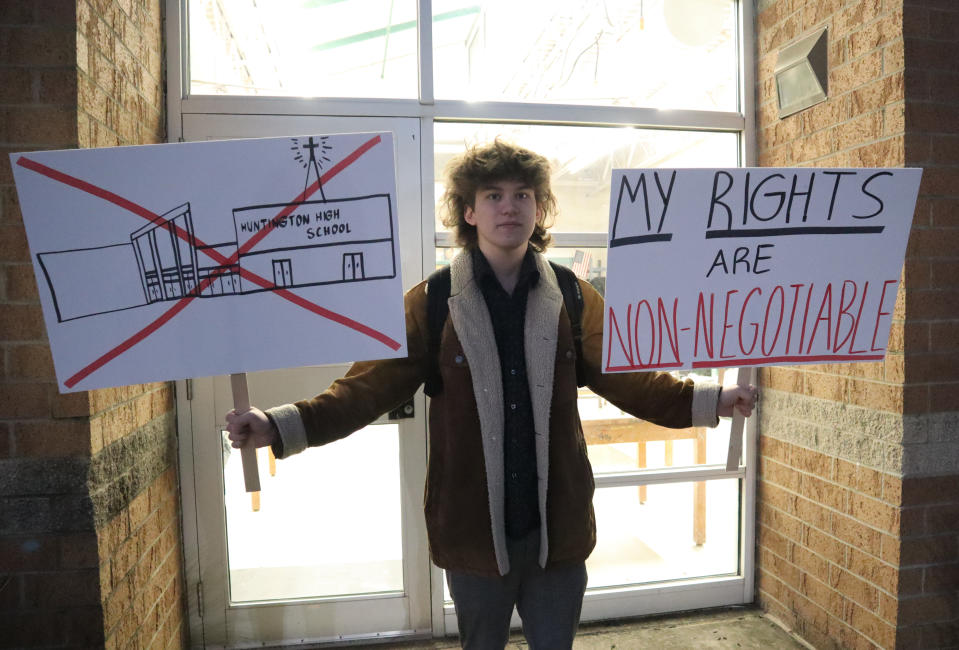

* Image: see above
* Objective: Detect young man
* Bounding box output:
[226,140,758,649]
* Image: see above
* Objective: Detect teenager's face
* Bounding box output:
[465,179,541,257]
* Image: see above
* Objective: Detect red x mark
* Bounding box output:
[17,135,403,389]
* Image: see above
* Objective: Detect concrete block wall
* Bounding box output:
[755,0,959,648]
[0,1,185,647]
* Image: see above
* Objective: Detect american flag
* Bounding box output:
[571,249,591,279]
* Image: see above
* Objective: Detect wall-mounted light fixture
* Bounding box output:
[774,26,828,118]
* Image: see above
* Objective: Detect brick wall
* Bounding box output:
[0,1,184,647]
[755,0,959,648]
[896,1,959,646]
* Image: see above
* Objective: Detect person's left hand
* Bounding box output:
[717,384,758,418]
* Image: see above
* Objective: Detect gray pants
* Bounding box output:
[446,529,588,650]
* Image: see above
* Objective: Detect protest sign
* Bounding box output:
[11,132,406,394]
[602,167,922,373]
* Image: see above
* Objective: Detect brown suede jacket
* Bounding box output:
[267,251,720,577]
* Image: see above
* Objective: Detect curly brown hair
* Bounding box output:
[441,139,557,251]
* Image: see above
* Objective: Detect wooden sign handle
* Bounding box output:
[725,367,755,472]
[231,373,261,493]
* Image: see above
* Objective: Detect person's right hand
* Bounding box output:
[225,407,278,450]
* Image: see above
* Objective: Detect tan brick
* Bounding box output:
[802,474,847,512]
[792,590,833,639]
[760,12,801,55]
[0,222,31,263]
[0,24,77,66]
[761,366,804,392]
[802,0,844,30]
[804,571,848,621]
[97,510,130,559]
[834,0,883,39]
[804,372,848,402]
[832,512,882,553]
[848,492,900,533]
[807,526,848,564]
[848,600,896,648]
[831,50,884,96]
[923,563,959,595]
[900,506,924,538]
[848,71,905,115]
[3,105,78,146]
[883,101,905,138]
[36,67,78,105]
[0,381,52,418]
[925,503,959,534]
[803,99,844,133]
[837,111,884,152]
[0,67,34,103]
[882,353,904,383]
[796,494,832,532]
[761,547,801,589]
[898,566,924,597]
[760,522,793,560]
[792,445,832,478]
[128,488,151,531]
[761,480,799,517]
[8,344,56,380]
[103,573,131,634]
[900,534,959,566]
[846,545,899,594]
[847,378,902,413]
[880,532,900,565]
[848,11,901,60]
[898,593,956,626]
[13,419,91,457]
[834,459,882,499]
[848,135,904,167]
[763,456,802,492]
[830,566,880,611]
[760,436,791,464]
[793,543,831,583]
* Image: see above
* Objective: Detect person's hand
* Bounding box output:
[225,407,278,449]
[717,384,758,418]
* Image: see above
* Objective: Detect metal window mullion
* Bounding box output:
[593,464,745,489]
[432,101,745,132]
[739,0,757,167]
[178,96,745,134]
[417,0,434,104]
[166,0,188,142]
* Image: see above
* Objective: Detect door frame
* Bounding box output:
[175,114,432,647]
[167,0,758,643]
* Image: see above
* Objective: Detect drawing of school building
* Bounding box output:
[37,195,396,323]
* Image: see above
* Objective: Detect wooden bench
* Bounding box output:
[581,417,707,546]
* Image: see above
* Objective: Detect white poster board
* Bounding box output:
[12,132,406,393]
[603,168,922,373]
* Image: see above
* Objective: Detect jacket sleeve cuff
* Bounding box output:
[266,403,308,458]
[691,381,721,428]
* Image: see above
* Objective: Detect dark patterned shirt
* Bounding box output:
[472,248,541,539]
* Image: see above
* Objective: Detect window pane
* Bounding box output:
[189,0,418,98]
[434,0,738,110]
[580,369,739,475]
[434,122,738,234]
[587,479,739,589]
[223,423,403,602]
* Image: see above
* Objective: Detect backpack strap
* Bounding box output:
[422,261,587,397]
[549,261,587,387]
[424,265,451,398]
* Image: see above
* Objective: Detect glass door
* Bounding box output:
[170,0,757,641]
[431,121,756,631]
[177,115,431,646]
